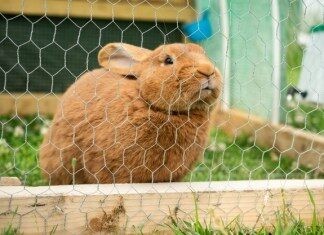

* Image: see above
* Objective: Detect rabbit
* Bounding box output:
[39,42,222,185]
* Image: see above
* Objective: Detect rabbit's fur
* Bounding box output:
[39,43,222,184]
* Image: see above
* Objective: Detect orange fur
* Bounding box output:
[39,43,222,184]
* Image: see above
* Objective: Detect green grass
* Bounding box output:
[1,115,322,186]
[168,212,324,235]
[1,225,20,235]
[285,102,324,135]
[167,190,324,235]
[187,127,323,182]
[167,203,324,235]
[0,115,49,186]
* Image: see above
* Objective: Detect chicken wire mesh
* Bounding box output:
[0,0,323,233]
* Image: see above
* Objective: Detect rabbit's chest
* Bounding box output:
[127,117,209,180]
[131,115,209,151]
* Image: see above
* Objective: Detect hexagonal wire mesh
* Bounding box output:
[0,0,323,233]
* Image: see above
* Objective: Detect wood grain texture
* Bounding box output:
[0,0,195,22]
[0,177,21,186]
[0,93,62,116]
[0,180,323,234]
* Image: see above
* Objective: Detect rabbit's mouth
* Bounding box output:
[199,79,216,98]
[201,79,216,90]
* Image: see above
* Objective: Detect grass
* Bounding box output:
[187,127,323,182]
[0,115,322,186]
[1,225,20,235]
[167,205,324,235]
[167,190,324,235]
[285,102,324,135]
[168,212,324,234]
[0,115,49,186]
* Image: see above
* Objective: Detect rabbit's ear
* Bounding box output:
[98,43,151,76]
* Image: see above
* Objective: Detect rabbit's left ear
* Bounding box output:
[98,43,151,76]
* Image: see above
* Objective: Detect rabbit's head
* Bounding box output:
[98,43,222,112]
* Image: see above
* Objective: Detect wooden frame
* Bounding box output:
[214,108,324,172]
[0,0,195,22]
[0,93,61,116]
[0,179,323,234]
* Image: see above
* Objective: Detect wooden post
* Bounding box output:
[0,180,323,234]
[0,93,62,116]
[0,177,21,186]
[0,0,195,22]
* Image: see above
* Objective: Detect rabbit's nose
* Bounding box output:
[197,70,215,79]
[196,63,215,79]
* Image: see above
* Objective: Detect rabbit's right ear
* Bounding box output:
[98,43,151,76]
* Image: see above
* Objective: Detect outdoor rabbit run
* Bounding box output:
[0,0,323,234]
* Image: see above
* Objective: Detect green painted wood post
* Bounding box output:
[193,0,299,123]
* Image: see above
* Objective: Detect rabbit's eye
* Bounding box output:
[164,56,173,65]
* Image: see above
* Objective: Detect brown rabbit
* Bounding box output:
[39,43,222,185]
